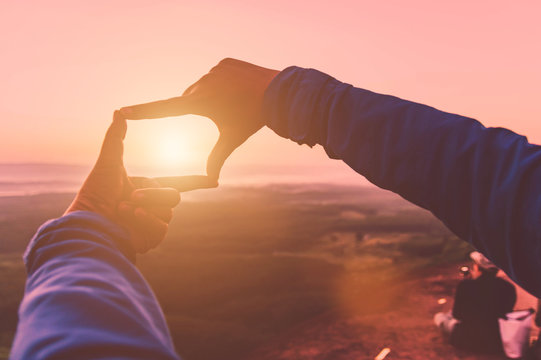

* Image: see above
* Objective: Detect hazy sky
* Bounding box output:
[1,0,540,179]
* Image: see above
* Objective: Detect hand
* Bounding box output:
[119,58,279,182]
[65,111,212,254]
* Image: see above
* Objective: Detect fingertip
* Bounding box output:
[131,191,145,202]
[129,176,160,189]
[119,107,133,118]
[110,110,127,138]
[146,206,174,223]
[134,207,148,218]
[158,187,181,207]
[118,202,134,213]
[155,175,218,192]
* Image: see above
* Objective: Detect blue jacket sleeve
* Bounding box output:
[10,211,179,360]
[263,66,541,297]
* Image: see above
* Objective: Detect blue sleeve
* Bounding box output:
[263,66,541,297]
[10,211,180,360]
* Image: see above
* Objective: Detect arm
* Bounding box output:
[119,58,541,297]
[10,212,179,360]
[10,112,191,359]
[263,66,541,297]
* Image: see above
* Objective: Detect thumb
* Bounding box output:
[206,132,241,181]
[96,110,127,167]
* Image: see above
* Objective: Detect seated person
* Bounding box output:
[435,251,517,353]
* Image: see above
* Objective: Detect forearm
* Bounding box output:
[11,211,178,360]
[263,66,541,297]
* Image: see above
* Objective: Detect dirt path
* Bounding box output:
[245,261,538,360]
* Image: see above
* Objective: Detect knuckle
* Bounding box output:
[173,191,181,204]
[218,57,233,65]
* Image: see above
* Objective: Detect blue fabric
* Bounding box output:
[10,211,179,360]
[264,66,541,297]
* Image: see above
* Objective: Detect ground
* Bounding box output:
[0,185,537,360]
[246,262,538,360]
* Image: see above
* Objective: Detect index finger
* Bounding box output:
[131,187,181,207]
[206,133,241,181]
[120,95,197,120]
[96,111,127,167]
[155,175,218,192]
[129,176,161,189]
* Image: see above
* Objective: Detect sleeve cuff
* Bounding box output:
[263,66,339,147]
[24,211,134,271]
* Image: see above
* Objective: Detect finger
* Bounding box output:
[120,95,197,120]
[206,134,238,181]
[122,168,136,199]
[117,204,150,253]
[182,81,199,96]
[117,205,135,231]
[154,175,218,192]
[182,74,207,96]
[131,187,181,207]
[118,206,168,253]
[119,201,172,223]
[117,201,135,216]
[129,176,161,189]
[134,207,168,250]
[144,206,173,223]
[96,111,127,167]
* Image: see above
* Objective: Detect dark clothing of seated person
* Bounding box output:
[435,251,516,353]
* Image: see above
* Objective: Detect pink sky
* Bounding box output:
[1,0,540,179]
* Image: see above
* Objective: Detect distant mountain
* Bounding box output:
[0,162,371,197]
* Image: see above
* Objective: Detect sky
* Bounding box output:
[1,0,540,180]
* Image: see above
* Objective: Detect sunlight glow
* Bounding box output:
[156,134,193,169]
[123,116,218,176]
[375,348,391,360]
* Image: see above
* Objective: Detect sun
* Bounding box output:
[156,135,192,168]
[123,116,218,176]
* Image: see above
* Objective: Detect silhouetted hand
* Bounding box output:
[65,111,211,253]
[119,58,279,183]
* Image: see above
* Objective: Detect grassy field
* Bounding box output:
[0,185,472,360]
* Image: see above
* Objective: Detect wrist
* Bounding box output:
[25,211,136,270]
[65,191,118,221]
[262,66,340,149]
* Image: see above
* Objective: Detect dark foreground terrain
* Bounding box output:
[1,184,514,359]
